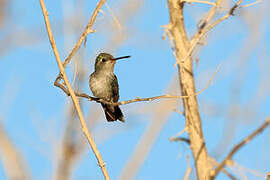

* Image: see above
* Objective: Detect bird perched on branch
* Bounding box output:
[89,53,130,122]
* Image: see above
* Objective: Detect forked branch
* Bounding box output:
[177,0,244,64]
[210,118,270,179]
[39,0,110,179]
[54,0,106,90]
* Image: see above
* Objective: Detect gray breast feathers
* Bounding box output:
[89,73,119,102]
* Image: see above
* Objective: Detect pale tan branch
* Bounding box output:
[62,0,106,68]
[54,0,106,86]
[232,160,265,178]
[119,79,179,180]
[196,0,222,31]
[184,155,192,180]
[210,118,270,179]
[39,1,110,180]
[177,0,243,64]
[169,127,187,141]
[209,157,237,180]
[56,62,221,106]
[167,0,212,178]
[105,2,123,31]
[182,0,216,6]
[0,121,31,180]
[241,0,262,8]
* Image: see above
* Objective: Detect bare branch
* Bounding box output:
[199,0,223,29]
[182,0,216,6]
[176,0,243,65]
[209,157,237,180]
[119,79,179,180]
[170,137,190,144]
[55,61,221,106]
[241,0,262,8]
[0,120,31,180]
[105,2,123,31]
[184,155,192,180]
[210,118,270,179]
[167,0,212,178]
[232,160,265,179]
[54,0,106,87]
[39,1,110,179]
[62,0,106,68]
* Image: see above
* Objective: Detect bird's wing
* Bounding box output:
[111,75,120,102]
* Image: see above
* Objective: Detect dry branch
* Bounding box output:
[209,157,237,180]
[167,0,212,179]
[39,1,110,179]
[183,0,216,6]
[184,155,192,180]
[56,62,220,107]
[210,118,270,179]
[119,79,179,180]
[242,0,262,8]
[0,121,31,180]
[178,0,244,64]
[54,0,106,91]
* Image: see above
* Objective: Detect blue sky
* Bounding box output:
[0,0,270,179]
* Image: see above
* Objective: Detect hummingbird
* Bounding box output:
[89,53,130,122]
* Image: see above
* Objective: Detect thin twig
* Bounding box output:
[176,0,243,65]
[184,155,192,180]
[210,118,270,179]
[196,0,222,32]
[57,62,221,106]
[105,2,123,31]
[183,0,216,6]
[62,0,106,68]
[170,137,190,144]
[241,0,262,8]
[39,1,110,180]
[169,127,187,141]
[119,79,179,180]
[54,0,106,89]
[209,157,237,180]
[232,160,265,178]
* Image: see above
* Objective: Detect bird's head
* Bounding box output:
[94,53,130,73]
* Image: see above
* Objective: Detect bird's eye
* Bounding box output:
[101,58,106,62]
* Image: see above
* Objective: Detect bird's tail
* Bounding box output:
[101,103,125,122]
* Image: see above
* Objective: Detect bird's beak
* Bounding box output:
[110,56,131,61]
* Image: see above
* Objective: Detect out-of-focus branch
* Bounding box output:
[210,118,270,179]
[242,0,262,8]
[54,109,85,180]
[0,120,31,180]
[209,157,237,180]
[119,79,179,180]
[184,155,192,180]
[0,0,7,28]
[39,1,110,179]
[178,0,244,64]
